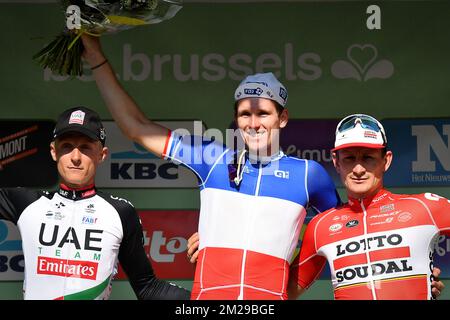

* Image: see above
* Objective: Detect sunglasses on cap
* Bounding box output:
[336,114,387,145]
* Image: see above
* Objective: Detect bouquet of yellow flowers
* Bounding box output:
[34,0,182,76]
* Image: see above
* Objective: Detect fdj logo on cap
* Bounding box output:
[244,88,263,96]
[69,110,85,125]
[279,87,287,102]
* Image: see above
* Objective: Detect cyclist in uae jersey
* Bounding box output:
[0,107,190,300]
[291,114,449,300]
[81,35,341,300]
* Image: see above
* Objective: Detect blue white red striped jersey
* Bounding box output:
[164,132,340,300]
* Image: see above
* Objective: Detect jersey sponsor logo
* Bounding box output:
[110,195,134,207]
[85,204,96,214]
[59,189,69,197]
[37,256,98,280]
[336,234,403,257]
[45,211,65,220]
[81,189,95,198]
[334,233,412,283]
[380,203,395,213]
[372,192,389,203]
[332,215,349,221]
[329,223,343,232]
[55,202,65,209]
[274,170,289,179]
[345,220,359,228]
[335,259,413,283]
[369,210,399,219]
[397,212,412,222]
[39,223,103,252]
[81,216,98,225]
[369,216,394,226]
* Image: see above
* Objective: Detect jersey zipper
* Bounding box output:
[63,196,78,299]
[237,163,263,300]
[360,200,377,300]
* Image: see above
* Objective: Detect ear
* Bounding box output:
[383,150,393,172]
[279,109,289,128]
[50,142,57,162]
[332,151,340,173]
[99,146,109,163]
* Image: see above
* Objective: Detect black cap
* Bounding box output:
[53,107,106,145]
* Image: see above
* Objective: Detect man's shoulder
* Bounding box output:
[396,192,449,207]
[95,191,135,212]
[309,204,346,225]
[2,187,53,201]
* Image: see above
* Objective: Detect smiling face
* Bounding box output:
[50,132,108,188]
[333,147,392,200]
[235,97,288,157]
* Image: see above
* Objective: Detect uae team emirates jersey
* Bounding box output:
[163,133,340,300]
[292,189,450,300]
[0,185,190,300]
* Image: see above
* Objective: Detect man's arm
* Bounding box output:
[422,193,450,298]
[81,35,169,157]
[289,214,327,300]
[0,188,41,223]
[287,273,306,300]
[306,160,341,213]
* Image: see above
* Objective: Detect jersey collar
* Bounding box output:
[58,183,97,200]
[247,150,285,165]
[347,188,391,211]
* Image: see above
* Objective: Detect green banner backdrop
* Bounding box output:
[0,1,449,300]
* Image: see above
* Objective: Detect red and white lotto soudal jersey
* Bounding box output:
[293,189,450,300]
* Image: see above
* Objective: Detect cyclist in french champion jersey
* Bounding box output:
[0,107,190,300]
[81,35,341,300]
[290,114,449,300]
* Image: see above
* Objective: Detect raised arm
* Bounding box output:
[81,35,169,157]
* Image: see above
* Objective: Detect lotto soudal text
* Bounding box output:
[334,233,413,283]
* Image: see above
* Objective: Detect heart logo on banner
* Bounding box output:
[331,44,394,81]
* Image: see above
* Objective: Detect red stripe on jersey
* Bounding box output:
[369,246,410,262]
[162,129,172,157]
[334,253,366,270]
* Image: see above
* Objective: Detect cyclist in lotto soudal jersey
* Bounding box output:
[0,107,190,300]
[290,114,449,300]
[81,35,341,300]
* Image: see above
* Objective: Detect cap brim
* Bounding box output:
[331,143,385,152]
[53,126,99,142]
